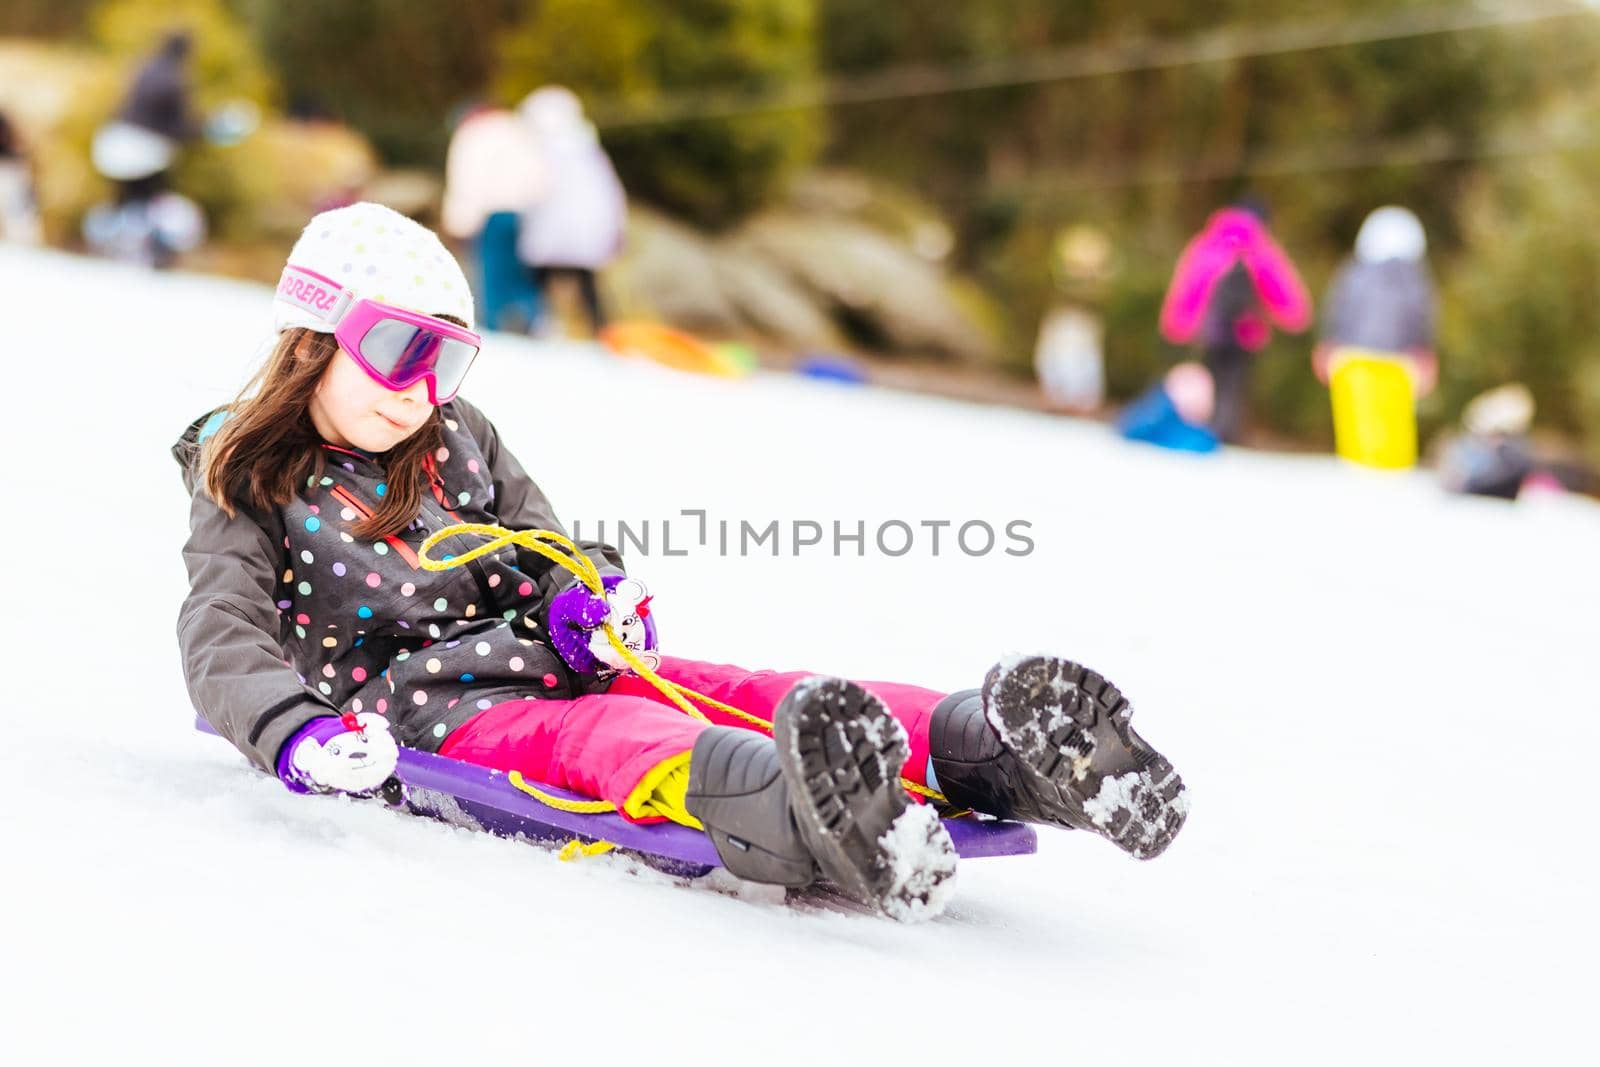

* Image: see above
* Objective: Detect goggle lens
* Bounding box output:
[358,318,479,402]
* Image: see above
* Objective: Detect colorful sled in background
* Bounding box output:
[1328,349,1416,469]
[600,321,753,378]
[195,717,1035,876]
[794,352,869,385]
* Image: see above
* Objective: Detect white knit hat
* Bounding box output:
[1355,206,1426,264]
[273,202,475,334]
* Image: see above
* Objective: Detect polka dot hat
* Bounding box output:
[273,201,475,335]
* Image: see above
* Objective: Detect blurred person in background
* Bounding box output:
[104,30,199,205]
[1439,383,1540,500]
[1034,223,1114,413]
[1116,361,1220,453]
[517,87,627,336]
[1313,206,1437,469]
[86,30,206,267]
[1314,206,1438,394]
[442,103,548,332]
[0,111,41,244]
[1159,200,1312,443]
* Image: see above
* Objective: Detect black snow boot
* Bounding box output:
[928,656,1188,860]
[684,726,815,888]
[686,677,959,921]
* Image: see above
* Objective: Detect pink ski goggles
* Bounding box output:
[277,264,481,404]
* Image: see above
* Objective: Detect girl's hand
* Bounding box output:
[278,712,400,796]
[549,576,658,674]
[1311,343,1335,385]
[1408,349,1439,398]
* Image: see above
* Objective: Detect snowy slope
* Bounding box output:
[2,245,1595,1066]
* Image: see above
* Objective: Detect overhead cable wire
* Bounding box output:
[590,0,1592,129]
[992,116,1598,197]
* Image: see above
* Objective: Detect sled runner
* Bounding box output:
[195,716,1036,876]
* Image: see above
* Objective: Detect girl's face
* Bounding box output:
[308,346,432,452]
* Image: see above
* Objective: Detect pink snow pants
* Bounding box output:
[438,656,946,820]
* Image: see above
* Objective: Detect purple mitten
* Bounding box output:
[277,712,399,795]
[548,574,659,674]
[548,584,612,673]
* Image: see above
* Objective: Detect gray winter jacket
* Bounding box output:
[119,36,198,143]
[174,397,623,774]
[1321,257,1436,355]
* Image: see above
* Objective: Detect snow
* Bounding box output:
[1082,771,1145,829]
[857,698,907,752]
[3,244,1597,1064]
[876,804,959,924]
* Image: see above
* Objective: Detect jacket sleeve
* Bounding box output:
[449,398,626,608]
[1408,265,1438,353]
[1159,232,1226,345]
[1242,230,1313,333]
[177,488,335,774]
[1320,263,1355,346]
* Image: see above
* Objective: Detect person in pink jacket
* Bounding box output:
[178,203,1189,922]
[1159,201,1312,443]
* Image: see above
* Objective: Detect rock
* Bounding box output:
[740,212,996,363]
[611,209,741,331]
[712,234,842,349]
[608,197,998,363]
[786,169,956,263]
[362,168,442,225]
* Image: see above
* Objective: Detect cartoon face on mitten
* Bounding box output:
[290,712,399,793]
[589,577,660,673]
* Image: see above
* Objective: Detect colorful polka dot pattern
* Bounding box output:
[269,403,591,753]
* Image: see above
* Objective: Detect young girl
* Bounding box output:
[176,203,1187,922]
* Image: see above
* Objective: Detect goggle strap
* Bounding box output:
[276,264,356,326]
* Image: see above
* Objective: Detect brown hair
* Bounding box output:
[202,326,444,540]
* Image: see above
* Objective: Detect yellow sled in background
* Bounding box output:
[1328,349,1417,469]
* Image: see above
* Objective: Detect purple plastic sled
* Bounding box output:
[195,717,1035,876]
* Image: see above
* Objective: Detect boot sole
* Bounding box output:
[983,656,1188,859]
[774,677,958,922]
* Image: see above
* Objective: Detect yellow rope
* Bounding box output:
[508,770,615,813]
[420,523,948,806]
[557,838,617,861]
[901,778,946,802]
